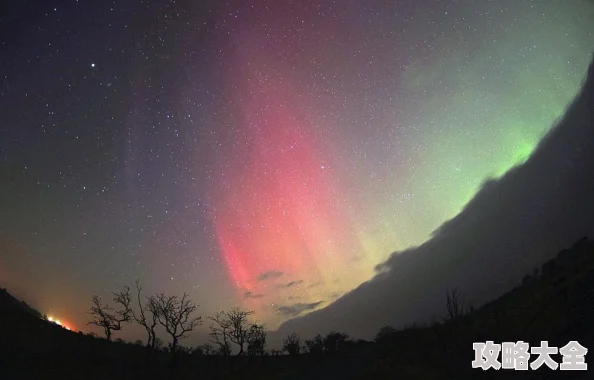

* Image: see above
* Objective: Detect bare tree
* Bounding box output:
[87,287,133,341]
[210,307,254,355]
[283,332,301,355]
[209,312,232,356]
[445,287,466,322]
[247,323,267,356]
[227,308,254,355]
[153,293,202,356]
[132,280,159,349]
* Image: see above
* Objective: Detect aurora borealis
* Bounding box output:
[1,0,593,340]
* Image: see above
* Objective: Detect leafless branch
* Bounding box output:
[209,311,232,356]
[153,292,202,355]
[87,286,132,341]
[132,279,159,349]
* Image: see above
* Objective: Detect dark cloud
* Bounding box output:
[244,291,264,299]
[306,281,323,289]
[277,54,594,340]
[277,301,325,317]
[257,270,284,282]
[277,280,304,289]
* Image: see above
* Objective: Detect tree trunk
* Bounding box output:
[147,329,155,349]
[171,338,178,355]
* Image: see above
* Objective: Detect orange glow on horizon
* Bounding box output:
[46,315,73,331]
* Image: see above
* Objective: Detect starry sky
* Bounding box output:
[1,0,593,338]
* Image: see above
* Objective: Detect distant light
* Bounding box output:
[47,315,72,330]
[91,63,96,68]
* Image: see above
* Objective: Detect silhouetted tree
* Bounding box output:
[87,286,133,341]
[324,331,350,354]
[305,334,324,355]
[132,280,159,349]
[247,323,267,356]
[210,307,254,355]
[209,312,232,356]
[227,307,254,355]
[153,292,202,356]
[445,287,466,322]
[283,332,301,355]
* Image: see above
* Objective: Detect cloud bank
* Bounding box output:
[257,271,284,282]
[278,301,325,318]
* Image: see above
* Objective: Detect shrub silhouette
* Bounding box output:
[305,333,324,355]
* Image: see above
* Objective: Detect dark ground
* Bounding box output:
[2,238,593,379]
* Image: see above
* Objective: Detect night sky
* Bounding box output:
[1,0,593,339]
